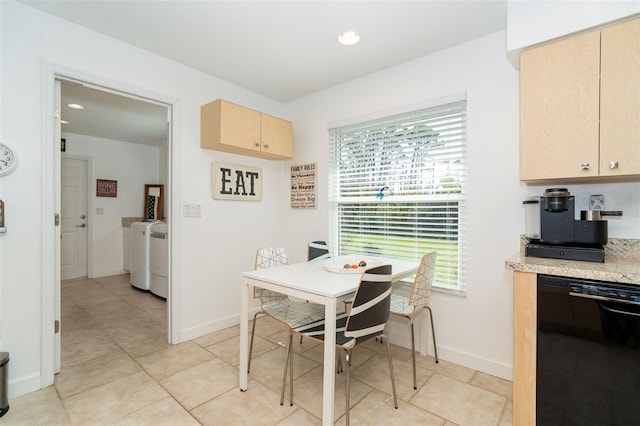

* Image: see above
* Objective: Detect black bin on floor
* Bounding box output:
[0,352,8,417]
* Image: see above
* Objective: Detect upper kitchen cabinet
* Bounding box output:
[201,99,293,160]
[520,16,640,181]
[520,31,600,180]
[600,18,640,177]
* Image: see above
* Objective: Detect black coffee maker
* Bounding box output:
[526,188,608,262]
[540,188,575,244]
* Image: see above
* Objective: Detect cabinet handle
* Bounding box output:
[580,163,590,170]
[609,161,619,169]
[263,144,269,150]
[254,142,260,148]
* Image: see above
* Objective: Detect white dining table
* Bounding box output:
[239,256,419,426]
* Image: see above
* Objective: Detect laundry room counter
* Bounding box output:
[122,217,144,227]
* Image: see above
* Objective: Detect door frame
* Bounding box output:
[40,64,180,388]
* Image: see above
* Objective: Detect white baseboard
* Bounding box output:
[8,372,42,400]
[90,268,127,279]
[432,345,513,381]
[385,317,513,381]
[177,308,260,343]
[177,309,513,381]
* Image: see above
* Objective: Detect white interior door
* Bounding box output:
[61,158,88,280]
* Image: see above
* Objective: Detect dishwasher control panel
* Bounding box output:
[569,281,640,304]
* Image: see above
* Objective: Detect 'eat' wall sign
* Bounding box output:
[212,162,262,201]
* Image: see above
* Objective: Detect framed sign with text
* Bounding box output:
[96,179,117,197]
[290,162,317,209]
[212,162,263,201]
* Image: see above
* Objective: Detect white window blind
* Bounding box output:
[329,100,467,291]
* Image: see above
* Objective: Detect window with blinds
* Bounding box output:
[328,99,467,291]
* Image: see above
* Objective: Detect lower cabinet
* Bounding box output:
[513,271,537,426]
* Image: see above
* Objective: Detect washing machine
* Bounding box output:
[149,222,168,298]
[130,221,155,290]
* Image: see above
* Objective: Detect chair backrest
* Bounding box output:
[307,240,330,261]
[408,252,437,309]
[255,246,289,270]
[254,247,289,302]
[345,264,392,339]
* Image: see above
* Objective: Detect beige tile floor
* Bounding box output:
[3,274,513,425]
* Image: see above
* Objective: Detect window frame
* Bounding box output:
[328,95,467,293]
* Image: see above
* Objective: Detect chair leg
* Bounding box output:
[409,318,417,390]
[289,334,293,405]
[381,334,398,409]
[248,311,263,373]
[345,349,351,426]
[427,307,439,363]
[280,332,294,406]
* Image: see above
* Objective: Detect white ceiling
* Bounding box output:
[60,80,169,146]
[23,0,508,145]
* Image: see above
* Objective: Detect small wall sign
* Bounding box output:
[212,162,262,201]
[291,162,317,209]
[96,179,117,197]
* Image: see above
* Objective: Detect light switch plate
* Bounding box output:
[183,203,201,217]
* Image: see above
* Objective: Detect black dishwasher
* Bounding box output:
[537,274,640,425]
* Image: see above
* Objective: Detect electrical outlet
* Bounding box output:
[589,194,605,210]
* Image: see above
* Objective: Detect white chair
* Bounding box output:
[390,252,438,389]
[248,246,325,373]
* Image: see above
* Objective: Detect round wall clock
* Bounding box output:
[0,143,18,177]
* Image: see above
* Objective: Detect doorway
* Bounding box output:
[55,76,173,374]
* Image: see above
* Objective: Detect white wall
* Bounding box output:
[62,132,161,277]
[0,1,291,398]
[2,0,640,399]
[282,31,521,380]
[281,30,640,380]
[506,0,640,66]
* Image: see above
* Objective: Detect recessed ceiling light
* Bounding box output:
[66,103,85,110]
[61,120,69,125]
[337,31,360,46]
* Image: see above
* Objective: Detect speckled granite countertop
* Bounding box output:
[505,237,640,284]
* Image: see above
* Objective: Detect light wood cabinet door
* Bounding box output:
[600,17,640,177]
[201,99,261,154]
[261,113,293,159]
[513,271,537,426]
[201,99,293,160]
[520,31,600,180]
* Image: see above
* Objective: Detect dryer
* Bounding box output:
[130,221,155,290]
[149,222,168,298]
